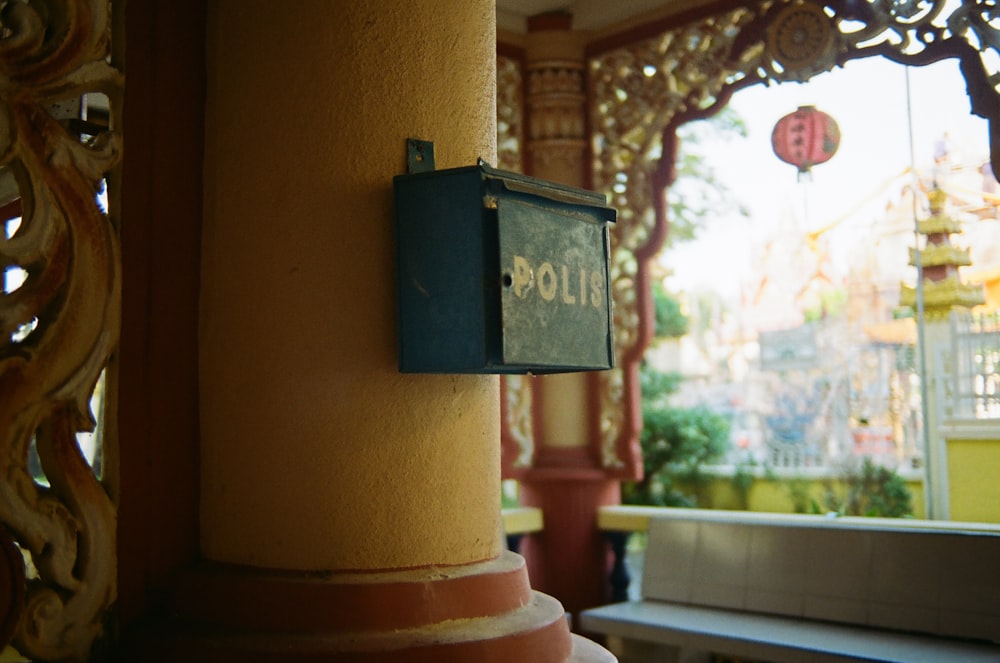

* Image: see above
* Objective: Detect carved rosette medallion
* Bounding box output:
[766,1,837,79]
[0,0,122,660]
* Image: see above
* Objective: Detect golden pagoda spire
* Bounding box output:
[899,186,985,319]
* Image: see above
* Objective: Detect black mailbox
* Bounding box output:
[394,161,616,374]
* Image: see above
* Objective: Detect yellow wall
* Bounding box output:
[679,474,926,519]
[947,438,1000,524]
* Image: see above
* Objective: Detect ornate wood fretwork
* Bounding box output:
[589,0,1000,474]
[497,53,524,173]
[0,525,24,653]
[497,52,535,475]
[590,6,758,475]
[0,0,121,660]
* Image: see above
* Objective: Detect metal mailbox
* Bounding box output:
[394,161,616,374]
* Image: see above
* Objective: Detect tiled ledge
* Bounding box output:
[597,504,1000,534]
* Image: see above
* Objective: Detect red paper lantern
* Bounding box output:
[771,105,840,177]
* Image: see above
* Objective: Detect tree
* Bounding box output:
[621,108,743,507]
[652,280,689,339]
[624,363,730,507]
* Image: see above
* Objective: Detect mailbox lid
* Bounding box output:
[497,195,615,371]
[481,164,617,224]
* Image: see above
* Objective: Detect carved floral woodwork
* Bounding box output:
[0,0,121,660]
[497,54,524,174]
[497,53,537,473]
[588,0,1000,473]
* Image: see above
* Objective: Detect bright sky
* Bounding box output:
[660,56,991,301]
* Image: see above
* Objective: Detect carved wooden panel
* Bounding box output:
[498,51,537,476]
[0,0,121,660]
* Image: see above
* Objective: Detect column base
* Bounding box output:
[123,551,614,662]
[520,473,620,617]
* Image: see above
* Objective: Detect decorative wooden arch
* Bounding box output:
[500,0,1000,480]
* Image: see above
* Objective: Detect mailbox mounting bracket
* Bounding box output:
[406,138,435,174]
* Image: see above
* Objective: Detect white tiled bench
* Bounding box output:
[580,509,1000,663]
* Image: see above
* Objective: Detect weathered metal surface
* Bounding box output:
[394,163,615,374]
[498,197,613,369]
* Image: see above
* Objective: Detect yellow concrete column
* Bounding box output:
[173,2,615,660]
[199,0,500,573]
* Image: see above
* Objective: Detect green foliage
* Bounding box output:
[500,479,520,509]
[651,281,689,339]
[785,476,824,515]
[892,307,915,320]
[730,456,758,510]
[623,106,743,507]
[778,460,912,517]
[822,458,913,517]
[624,364,731,507]
[638,362,682,400]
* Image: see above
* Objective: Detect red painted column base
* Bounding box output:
[520,471,621,620]
[122,551,615,662]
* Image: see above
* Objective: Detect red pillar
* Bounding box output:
[520,470,620,618]
[509,13,624,621]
